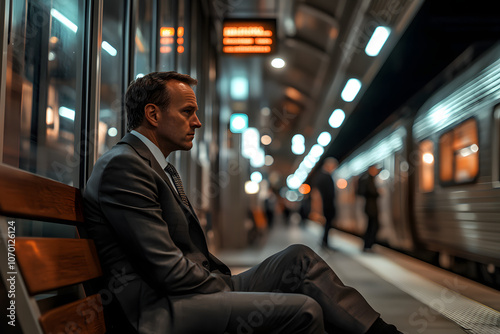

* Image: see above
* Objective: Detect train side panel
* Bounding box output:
[412,44,500,267]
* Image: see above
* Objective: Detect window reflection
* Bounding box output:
[3,0,85,186]
[98,0,126,156]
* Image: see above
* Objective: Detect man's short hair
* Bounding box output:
[125,71,198,131]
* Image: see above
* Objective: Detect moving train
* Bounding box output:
[333,42,500,287]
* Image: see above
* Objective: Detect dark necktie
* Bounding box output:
[165,163,190,207]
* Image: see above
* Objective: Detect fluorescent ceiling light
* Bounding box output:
[102,41,117,56]
[292,143,305,155]
[231,77,249,100]
[250,148,266,167]
[242,127,260,159]
[365,26,391,57]
[329,109,345,128]
[230,113,248,133]
[341,78,362,102]
[286,174,301,189]
[51,9,78,33]
[317,132,332,146]
[292,134,305,144]
[309,144,324,159]
[271,58,285,69]
[245,181,259,194]
[251,171,263,183]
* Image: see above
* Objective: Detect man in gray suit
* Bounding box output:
[84,72,402,333]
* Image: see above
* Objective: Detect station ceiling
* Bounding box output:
[208,0,500,183]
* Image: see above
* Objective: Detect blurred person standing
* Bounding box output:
[312,157,338,249]
[358,165,381,252]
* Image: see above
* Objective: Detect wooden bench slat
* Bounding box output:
[0,163,84,224]
[39,294,106,334]
[16,238,102,295]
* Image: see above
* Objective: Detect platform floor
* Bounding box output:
[215,218,500,334]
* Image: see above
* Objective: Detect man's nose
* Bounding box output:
[192,114,202,128]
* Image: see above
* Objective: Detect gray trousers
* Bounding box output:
[172,245,379,334]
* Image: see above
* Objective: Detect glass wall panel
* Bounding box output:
[158,1,176,71]
[99,0,127,156]
[3,0,85,186]
[133,0,154,78]
[177,0,190,74]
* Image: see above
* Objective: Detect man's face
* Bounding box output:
[157,80,201,155]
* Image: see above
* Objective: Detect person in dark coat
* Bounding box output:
[358,165,381,251]
[312,157,338,249]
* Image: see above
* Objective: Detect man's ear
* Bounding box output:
[144,103,159,127]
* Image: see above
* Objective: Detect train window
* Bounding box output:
[2,0,86,186]
[419,140,434,192]
[439,118,479,184]
[98,0,127,156]
[134,0,154,77]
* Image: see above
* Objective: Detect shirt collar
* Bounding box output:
[130,130,168,169]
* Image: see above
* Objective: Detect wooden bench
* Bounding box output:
[0,163,106,334]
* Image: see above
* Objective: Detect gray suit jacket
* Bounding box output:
[83,133,232,333]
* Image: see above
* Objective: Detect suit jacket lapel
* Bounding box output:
[118,133,201,222]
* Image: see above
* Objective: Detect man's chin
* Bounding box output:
[181,143,193,151]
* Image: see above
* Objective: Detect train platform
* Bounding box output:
[215,217,500,334]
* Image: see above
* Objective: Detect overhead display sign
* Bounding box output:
[222,19,276,54]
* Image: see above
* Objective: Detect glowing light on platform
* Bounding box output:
[299,183,311,195]
[378,169,390,181]
[336,179,347,189]
[265,155,274,166]
[261,135,272,145]
[423,153,434,164]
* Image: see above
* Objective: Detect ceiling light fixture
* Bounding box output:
[341,78,362,102]
[365,26,391,57]
[271,57,285,69]
[328,109,345,128]
[317,132,332,146]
